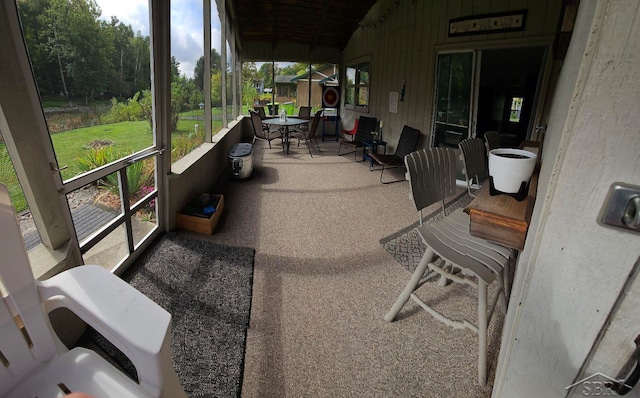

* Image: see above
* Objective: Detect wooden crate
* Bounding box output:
[175,194,224,234]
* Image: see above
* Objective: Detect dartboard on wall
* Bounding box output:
[322,86,340,108]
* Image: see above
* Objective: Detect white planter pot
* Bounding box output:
[488,148,537,194]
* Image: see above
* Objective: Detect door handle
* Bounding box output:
[623,195,640,229]
[605,335,640,395]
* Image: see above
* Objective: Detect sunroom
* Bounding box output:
[0,0,639,397]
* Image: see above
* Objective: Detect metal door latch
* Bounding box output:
[599,183,640,232]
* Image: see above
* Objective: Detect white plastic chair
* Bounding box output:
[384,148,511,387]
[0,183,186,398]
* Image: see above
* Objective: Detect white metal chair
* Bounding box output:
[0,183,186,398]
[384,147,511,387]
[459,137,487,197]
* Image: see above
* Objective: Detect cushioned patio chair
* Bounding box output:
[458,137,487,196]
[291,110,322,157]
[250,110,283,159]
[369,125,420,184]
[383,148,511,387]
[0,183,186,398]
[337,116,378,161]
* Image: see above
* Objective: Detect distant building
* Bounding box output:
[273,75,297,104]
[291,65,339,109]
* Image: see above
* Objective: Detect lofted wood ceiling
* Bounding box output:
[229,0,378,51]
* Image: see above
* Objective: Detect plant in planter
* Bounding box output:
[488,148,537,200]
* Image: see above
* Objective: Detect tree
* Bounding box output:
[18,0,151,101]
[102,16,135,98]
[280,62,308,76]
[129,33,151,94]
[242,80,258,108]
[258,63,275,90]
[211,70,222,107]
[18,0,61,96]
[170,56,181,81]
[193,48,222,91]
[44,0,114,104]
[138,81,188,133]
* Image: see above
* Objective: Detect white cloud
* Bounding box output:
[96,0,223,79]
[96,0,149,35]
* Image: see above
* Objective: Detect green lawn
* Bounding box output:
[52,121,152,181]
[0,145,27,212]
[1,118,229,213]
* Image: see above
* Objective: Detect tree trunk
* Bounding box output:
[134,47,139,92]
[53,26,70,106]
[120,48,124,98]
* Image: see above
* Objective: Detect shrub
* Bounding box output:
[76,146,153,198]
[100,93,144,124]
[76,146,119,175]
[171,132,204,162]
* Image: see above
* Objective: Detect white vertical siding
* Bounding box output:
[341,0,561,151]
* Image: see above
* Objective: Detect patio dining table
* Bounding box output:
[262,117,309,154]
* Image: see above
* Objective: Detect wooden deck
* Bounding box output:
[24,204,118,251]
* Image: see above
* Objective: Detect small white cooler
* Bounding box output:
[228,143,253,179]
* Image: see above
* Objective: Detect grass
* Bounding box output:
[2,118,228,212]
[0,144,27,213]
[52,121,152,181]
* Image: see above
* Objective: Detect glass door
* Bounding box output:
[16,1,160,274]
[433,52,475,147]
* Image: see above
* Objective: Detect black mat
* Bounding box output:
[379,192,473,272]
[81,232,255,398]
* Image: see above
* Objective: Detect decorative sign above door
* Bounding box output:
[449,10,527,37]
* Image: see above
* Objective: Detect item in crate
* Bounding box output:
[184,194,220,219]
[176,194,224,235]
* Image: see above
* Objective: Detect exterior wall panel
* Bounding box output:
[341,0,560,151]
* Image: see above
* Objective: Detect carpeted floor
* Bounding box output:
[82,232,255,398]
[180,140,506,397]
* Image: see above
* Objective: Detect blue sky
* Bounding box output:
[96,0,222,79]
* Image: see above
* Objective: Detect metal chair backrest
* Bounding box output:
[254,106,267,120]
[404,147,458,217]
[354,116,378,142]
[298,106,311,119]
[307,110,322,139]
[394,125,421,159]
[250,110,267,140]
